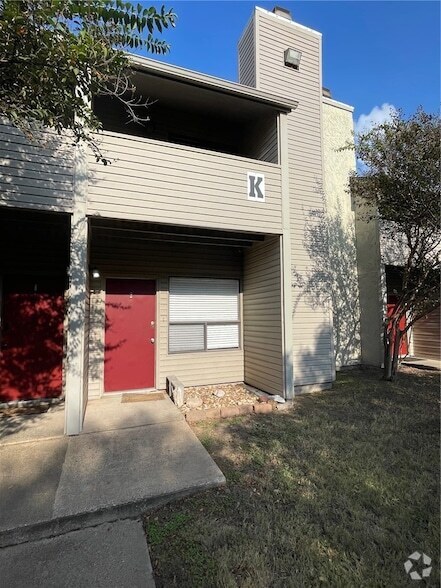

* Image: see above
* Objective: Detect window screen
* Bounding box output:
[169,278,240,352]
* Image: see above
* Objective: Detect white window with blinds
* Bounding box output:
[169,278,240,353]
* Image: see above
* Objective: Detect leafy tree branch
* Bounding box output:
[351,109,440,380]
[0,0,176,161]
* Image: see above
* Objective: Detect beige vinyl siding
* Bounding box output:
[245,117,278,164]
[412,306,440,361]
[88,237,243,395]
[0,121,74,212]
[87,132,283,234]
[253,9,334,386]
[243,236,284,395]
[238,17,256,87]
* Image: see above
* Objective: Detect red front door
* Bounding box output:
[0,276,65,402]
[387,302,409,356]
[104,279,156,392]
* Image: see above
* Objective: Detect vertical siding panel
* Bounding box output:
[243,236,284,394]
[254,9,334,387]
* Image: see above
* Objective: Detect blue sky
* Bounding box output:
[145,1,440,128]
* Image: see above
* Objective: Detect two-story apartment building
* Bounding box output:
[0,6,360,434]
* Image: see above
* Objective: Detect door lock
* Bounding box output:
[150,338,155,344]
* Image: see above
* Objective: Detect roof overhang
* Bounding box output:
[128,54,298,113]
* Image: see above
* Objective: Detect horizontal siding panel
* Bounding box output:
[412,307,440,360]
[89,186,281,218]
[0,121,74,212]
[238,17,256,87]
[255,9,334,387]
[88,132,282,233]
[94,131,281,170]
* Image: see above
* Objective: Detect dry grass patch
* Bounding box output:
[145,366,440,587]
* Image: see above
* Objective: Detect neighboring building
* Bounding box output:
[353,210,441,365]
[0,6,360,434]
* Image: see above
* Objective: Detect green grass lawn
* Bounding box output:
[144,367,440,587]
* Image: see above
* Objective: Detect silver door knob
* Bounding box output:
[150,338,155,343]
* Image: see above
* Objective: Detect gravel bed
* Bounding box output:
[181,383,258,413]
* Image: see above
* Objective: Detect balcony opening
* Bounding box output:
[93,70,279,164]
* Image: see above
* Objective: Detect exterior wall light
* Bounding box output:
[284,48,302,70]
[91,269,100,279]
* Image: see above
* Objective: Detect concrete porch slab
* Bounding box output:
[0,404,65,445]
[0,519,155,588]
[0,396,225,547]
[0,438,67,532]
[53,419,224,518]
[83,394,183,434]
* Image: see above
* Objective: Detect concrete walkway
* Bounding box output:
[402,357,441,371]
[0,395,225,585]
[0,520,155,588]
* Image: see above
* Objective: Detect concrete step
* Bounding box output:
[0,419,225,548]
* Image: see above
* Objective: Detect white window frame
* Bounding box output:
[168,277,241,354]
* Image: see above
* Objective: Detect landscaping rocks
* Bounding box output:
[220,405,253,418]
[182,383,257,413]
[253,403,273,415]
[186,408,220,423]
[213,389,226,398]
[186,397,203,409]
[180,383,288,422]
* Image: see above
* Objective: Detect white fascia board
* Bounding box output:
[127,53,298,112]
[322,96,354,113]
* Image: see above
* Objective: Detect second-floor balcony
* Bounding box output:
[89,58,294,234]
[88,130,283,234]
[0,57,296,234]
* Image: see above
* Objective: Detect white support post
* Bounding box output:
[278,112,294,399]
[64,139,89,435]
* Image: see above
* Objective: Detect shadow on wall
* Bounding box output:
[0,122,75,211]
[292,206,361,369]
[0,283,65,402]
[293,325,336,388]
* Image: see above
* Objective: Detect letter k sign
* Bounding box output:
[247,172,265,201]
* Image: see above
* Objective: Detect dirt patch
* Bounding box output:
[181,383,258,413]
[0,405,50,418]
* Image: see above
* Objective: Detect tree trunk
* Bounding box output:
[383,320,402,381]
[383,323,393,380]
[390,329,402,380]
